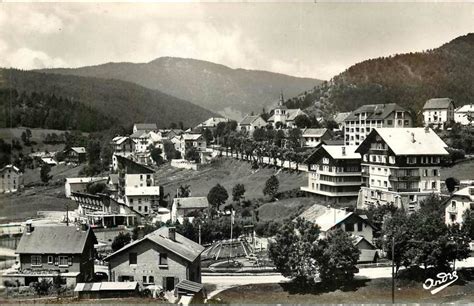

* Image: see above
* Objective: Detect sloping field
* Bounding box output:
[441,159,474,180]
[257,197,319,222]
[155,158,307,202]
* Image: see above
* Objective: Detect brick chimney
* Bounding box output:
[168,227,176,241]
[411,132,416,143]
[25,220,33,234]
[81,221,89,232]
[342,146,346,156]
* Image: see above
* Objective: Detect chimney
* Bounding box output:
[411,132,416,143]
[341,146,346,156]
[168,227,176,241]
[424,126,430,133]
[25,220,34,234]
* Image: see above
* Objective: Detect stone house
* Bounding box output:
[105,227,204,291]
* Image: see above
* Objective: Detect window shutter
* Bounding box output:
[162,277,167,290]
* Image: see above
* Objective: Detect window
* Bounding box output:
[431,182,437,189]
[140,175,143,180]
[144,206,148,213]
[357,222,363,231]
[129,253,137,265]
[149,276,154,284]
[129,198,134,204]
[143,276,147,283]
[59,256,69,266]
[384,181,388,187]
[138,206,142,211]
[387,120,393,125]
[451,201,456,209]
[138,198,142,204]
[389,156,395,164]
[159,253,168,266]
[345,223,354,232]
[47,256,53,264]
[433,169,438,176]
[31,255,42,266]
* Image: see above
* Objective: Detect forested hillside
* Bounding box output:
[39,57,322,119]
[286,33,474,118]
[0,69,217,128]
[0,89,115,132]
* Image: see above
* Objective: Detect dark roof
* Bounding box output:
[344,103,409,121]
[16,226,97,254]
[239,115,264,125]
[105,226,204,263]
[116,155,154,174]
[423,98,455,110]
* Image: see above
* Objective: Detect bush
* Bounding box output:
[32,279,52,295]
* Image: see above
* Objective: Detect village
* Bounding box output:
[1,94,474,304]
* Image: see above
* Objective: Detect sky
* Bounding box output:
[0,2,472,80]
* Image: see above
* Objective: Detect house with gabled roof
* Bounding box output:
[454,104,474,126]
[0,164,22,193]
[105,226,204,291]
[355,127,449,211]
[3,223,97,287]
[63,147,87,164]
[445,186,474,226]
[301,128,331,147]
[343,103,413,146]
[171,197,209,223]
[238,115,267,134]
[423,98,455,129]
[299,205,378,262]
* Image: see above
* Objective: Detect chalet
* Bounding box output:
[454,104,474,126]
[343,103,413,146]
[237,115,267,134]
[105,227,205,291]
[267,92,308,129]
[63,147,87,164]
[301,145,361,203]
[171,197,209,223]
[133,123,158,134]
[41,157,57,166]
[176,134,207,159]
[299,205,378,262]
[4,223,97,287]
[301,128,331,147]
[65,177,108,198]
[355,127,449,211]
[423,98,455,129]
[445,186,474,226]
[0,164,23,193]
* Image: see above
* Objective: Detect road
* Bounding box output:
[203,256,474,299]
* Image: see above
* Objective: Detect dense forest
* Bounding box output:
[0,89,115,132]
[0,69,217,127]
[285,33,474,119]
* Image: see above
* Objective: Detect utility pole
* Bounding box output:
[65,204,69,226]
[198,224,201,245]
[392,235,395,304]
[230,210,234,260]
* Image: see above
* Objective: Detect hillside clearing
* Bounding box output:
[155,158,307,202]
[441,159,474,180]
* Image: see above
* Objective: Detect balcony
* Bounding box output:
[368,148,388,154]
[446,206,457,214]
[389,175,420,182]
[397,188,420,193]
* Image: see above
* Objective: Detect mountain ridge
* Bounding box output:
[285,33,474,120]
[38,56,323,120]
[0,68,218,129]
